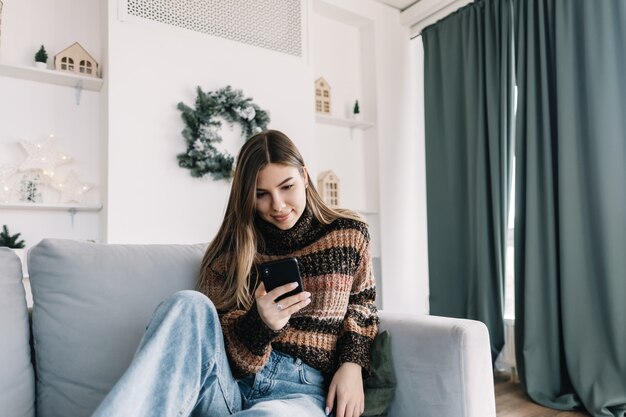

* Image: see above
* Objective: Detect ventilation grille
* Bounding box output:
[127,0,302,57]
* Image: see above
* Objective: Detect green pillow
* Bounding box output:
[363,330,396,417]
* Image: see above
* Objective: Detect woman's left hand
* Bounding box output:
[325,362,364,417]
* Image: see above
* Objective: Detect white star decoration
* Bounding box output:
[19,135,72,177]
[0,164,17,181]
[49,170,93,203]
[0,185,11,203]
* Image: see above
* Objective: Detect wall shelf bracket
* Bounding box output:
[75,80,84,105]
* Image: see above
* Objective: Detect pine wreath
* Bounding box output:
[177,86,270,180]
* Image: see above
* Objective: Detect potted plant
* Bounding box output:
[353,99,361,120]
[34,45,48,69]
[0,224,27,272]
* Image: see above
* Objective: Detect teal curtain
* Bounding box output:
[422,0,514,361]
[514,0,626,415]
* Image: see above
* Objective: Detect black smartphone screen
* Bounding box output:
[259,257,303,302]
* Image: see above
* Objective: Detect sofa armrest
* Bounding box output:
[379,312,496,417]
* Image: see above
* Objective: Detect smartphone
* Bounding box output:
[259,257,303,302]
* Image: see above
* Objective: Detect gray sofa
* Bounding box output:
[0,239,496,417]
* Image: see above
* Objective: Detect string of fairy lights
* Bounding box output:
[0,134,93,204]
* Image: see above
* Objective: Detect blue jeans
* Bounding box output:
[91,291,328,417]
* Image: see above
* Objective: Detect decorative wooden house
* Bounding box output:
[317,170,340,207]
[54,42,99,77]
[315,77,331,114]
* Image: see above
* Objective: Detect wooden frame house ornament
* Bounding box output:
[317,170,340,207]
[54,42,99,77]
[315,77,331,114]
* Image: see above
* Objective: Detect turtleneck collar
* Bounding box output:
[255,207,323,255]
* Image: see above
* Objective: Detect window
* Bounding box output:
[79,60,93,74]
[504,85,518,320]
[61,57,74,71]
[504,157,515,319]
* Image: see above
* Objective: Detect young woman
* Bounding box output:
[91,130,378,417]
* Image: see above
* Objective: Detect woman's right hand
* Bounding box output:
[255,281,311,331]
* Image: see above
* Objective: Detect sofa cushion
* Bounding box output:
[28,239,206,417]
[363,330,396,417]
[0,247,35,417]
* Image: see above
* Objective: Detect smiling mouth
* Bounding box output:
[272,211,292,222]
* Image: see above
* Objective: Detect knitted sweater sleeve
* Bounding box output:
[199,255,284,378]
[336,226,380,375]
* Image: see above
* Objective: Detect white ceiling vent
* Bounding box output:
[126,0,302,57]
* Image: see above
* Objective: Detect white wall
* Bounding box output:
[310,10,370,213]
[365,0,428,314]
[310,0,429,313]
[411,36,429,314]
[0,0,102,64]
[1,0,430,314]
[0,0,102,247]
[105,0,314,244]
[105,0,429,313]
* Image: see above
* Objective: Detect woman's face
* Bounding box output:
[255,163,308,230]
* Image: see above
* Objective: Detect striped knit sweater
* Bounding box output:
[199,209,379,379]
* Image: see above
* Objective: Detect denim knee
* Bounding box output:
[156,290,219,324]
[165,290,214,307]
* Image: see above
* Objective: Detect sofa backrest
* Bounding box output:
[0,247,35,417]
[28,239,206,417]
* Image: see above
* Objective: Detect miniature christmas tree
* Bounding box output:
[0,225,26,248]
[353,100,360,115]
[35,45,48,63]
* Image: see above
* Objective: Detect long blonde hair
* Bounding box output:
[198,130,363,311]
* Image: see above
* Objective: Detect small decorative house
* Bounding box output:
[315,77,331,114]
[54,42,99,77]
[317,170,340,207]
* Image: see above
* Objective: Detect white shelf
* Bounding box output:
[0,62,103,91]
[315,114,374,130]
[0,202,103,212]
